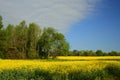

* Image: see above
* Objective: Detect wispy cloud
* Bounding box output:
[0,0,99,32]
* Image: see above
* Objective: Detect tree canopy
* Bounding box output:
[37,27,69,59]
[0,15,70,59]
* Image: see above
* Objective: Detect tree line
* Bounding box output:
[0,16,69,59]
[69,50,120,56]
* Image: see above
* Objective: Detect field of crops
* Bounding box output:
[0,56,120,80]
[57,56,120,61]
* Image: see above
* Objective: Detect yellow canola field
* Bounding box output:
[0,58,120,74]
[57,56,120,61]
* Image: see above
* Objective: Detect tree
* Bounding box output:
[37,27,69,59]
[26,23,41,58]
[51,32,69,57]
[108,51,118,56]
[72,50,79,56]
[0,16,7,58]
[82,50,89,56]
[96,50,104,56]
[5,24,20,59]
[6,24,15,48]
[0,15,3,29]
[37,27,53,58]
[14,21,28,58]
[0,29,7,58]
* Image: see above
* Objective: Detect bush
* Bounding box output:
[68,70,106,80]
[0,68,52,80]
[0,69,108,80]
[104,64,120,80]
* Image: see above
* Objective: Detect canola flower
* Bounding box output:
[0,57,120,74]
[0,56,120,80]
[57,56,120,61]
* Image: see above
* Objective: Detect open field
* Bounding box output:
[0,56,120,80]
[57,56,120,61]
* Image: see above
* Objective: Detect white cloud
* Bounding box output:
[0,0,99,32]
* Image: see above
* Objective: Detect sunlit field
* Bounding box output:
[0,56,120,80]
[57,56,120,61]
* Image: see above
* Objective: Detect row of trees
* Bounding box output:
[0,15,119,59]
[0,16,69,59]
[69,50,120,56]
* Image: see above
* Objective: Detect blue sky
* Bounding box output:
[66,0,120,52]
[0,0,120,52]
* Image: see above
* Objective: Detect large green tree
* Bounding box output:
[96,50,104,56]
[0,16,7,58]
[52,32,69,56]
[26,23,41,58]
[14,21,28,58]
[37,27,55,58]
[37,27,69,59]
[0,29,7,58]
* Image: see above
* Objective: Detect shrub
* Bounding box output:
[104,64,120,80]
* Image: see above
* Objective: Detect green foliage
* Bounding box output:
[1,66,119,80]
[26,23,41,58]
[37,27,69,59]
[0,29,7,58]
[37,27,55,58]
[69,50,120,56]
[6,24,15,49]
[0,51,5,58]
[0,68,52,80]
[0,15,70,59]
[0,15,3,29]
[68,70,106,80]
[15,21,28,54]
[108,51,119,56]
[104,64,120,80]
[96,50,104,56]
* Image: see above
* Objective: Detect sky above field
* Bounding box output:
[0,0,120,52]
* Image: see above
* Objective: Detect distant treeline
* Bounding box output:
[0,15,69,59]
[69,50,120,56]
